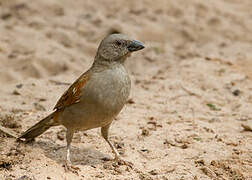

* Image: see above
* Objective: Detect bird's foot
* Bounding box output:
[114,156,133,168]
[101,156,133,168]
[63,161,80,175]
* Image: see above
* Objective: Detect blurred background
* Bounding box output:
[1,0,252,83]
[0,0,252,179]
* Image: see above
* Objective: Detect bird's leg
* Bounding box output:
[66,129,73,164]
[101,123,120,159]
[101,123,133,167]
[64,129,79,173]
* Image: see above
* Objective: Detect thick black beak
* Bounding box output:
[127,40,145,52]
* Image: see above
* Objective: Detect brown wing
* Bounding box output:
[54,71,90,110]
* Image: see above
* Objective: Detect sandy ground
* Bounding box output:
[0,0,252,179]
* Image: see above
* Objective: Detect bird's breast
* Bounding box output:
[81,65,131,115]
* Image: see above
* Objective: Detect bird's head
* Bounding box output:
[95,34,144,64]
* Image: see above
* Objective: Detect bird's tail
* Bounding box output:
[18,112,59,141]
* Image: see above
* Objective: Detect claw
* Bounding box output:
[63,161,80,175]
[114,157,133,168]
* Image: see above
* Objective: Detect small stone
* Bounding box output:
[140,148,149,152]
[195,159,205,165]
[12,90,21,95]
[232,89,241,96]
[149,117,154,120]
[180,144,188,149]
[149,169,159,175]
[16,84,23,89]
[127,98,135,104]
[141,128,150,136]
[101,157,110,161]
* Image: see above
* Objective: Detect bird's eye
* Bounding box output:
[115,40,122,46]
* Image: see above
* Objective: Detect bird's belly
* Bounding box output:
[61,104,116,131]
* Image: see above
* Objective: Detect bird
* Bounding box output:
[18,33,144,169]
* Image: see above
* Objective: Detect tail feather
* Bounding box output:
[18,112,58,141]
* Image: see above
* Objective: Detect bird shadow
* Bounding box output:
[30,140,110,166]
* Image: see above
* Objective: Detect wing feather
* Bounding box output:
[54,71,90,110]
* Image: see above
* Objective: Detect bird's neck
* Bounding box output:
[92,53,126,69]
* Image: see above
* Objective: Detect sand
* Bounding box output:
[0,0,252,179]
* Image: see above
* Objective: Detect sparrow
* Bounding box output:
[18,33,144,168]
